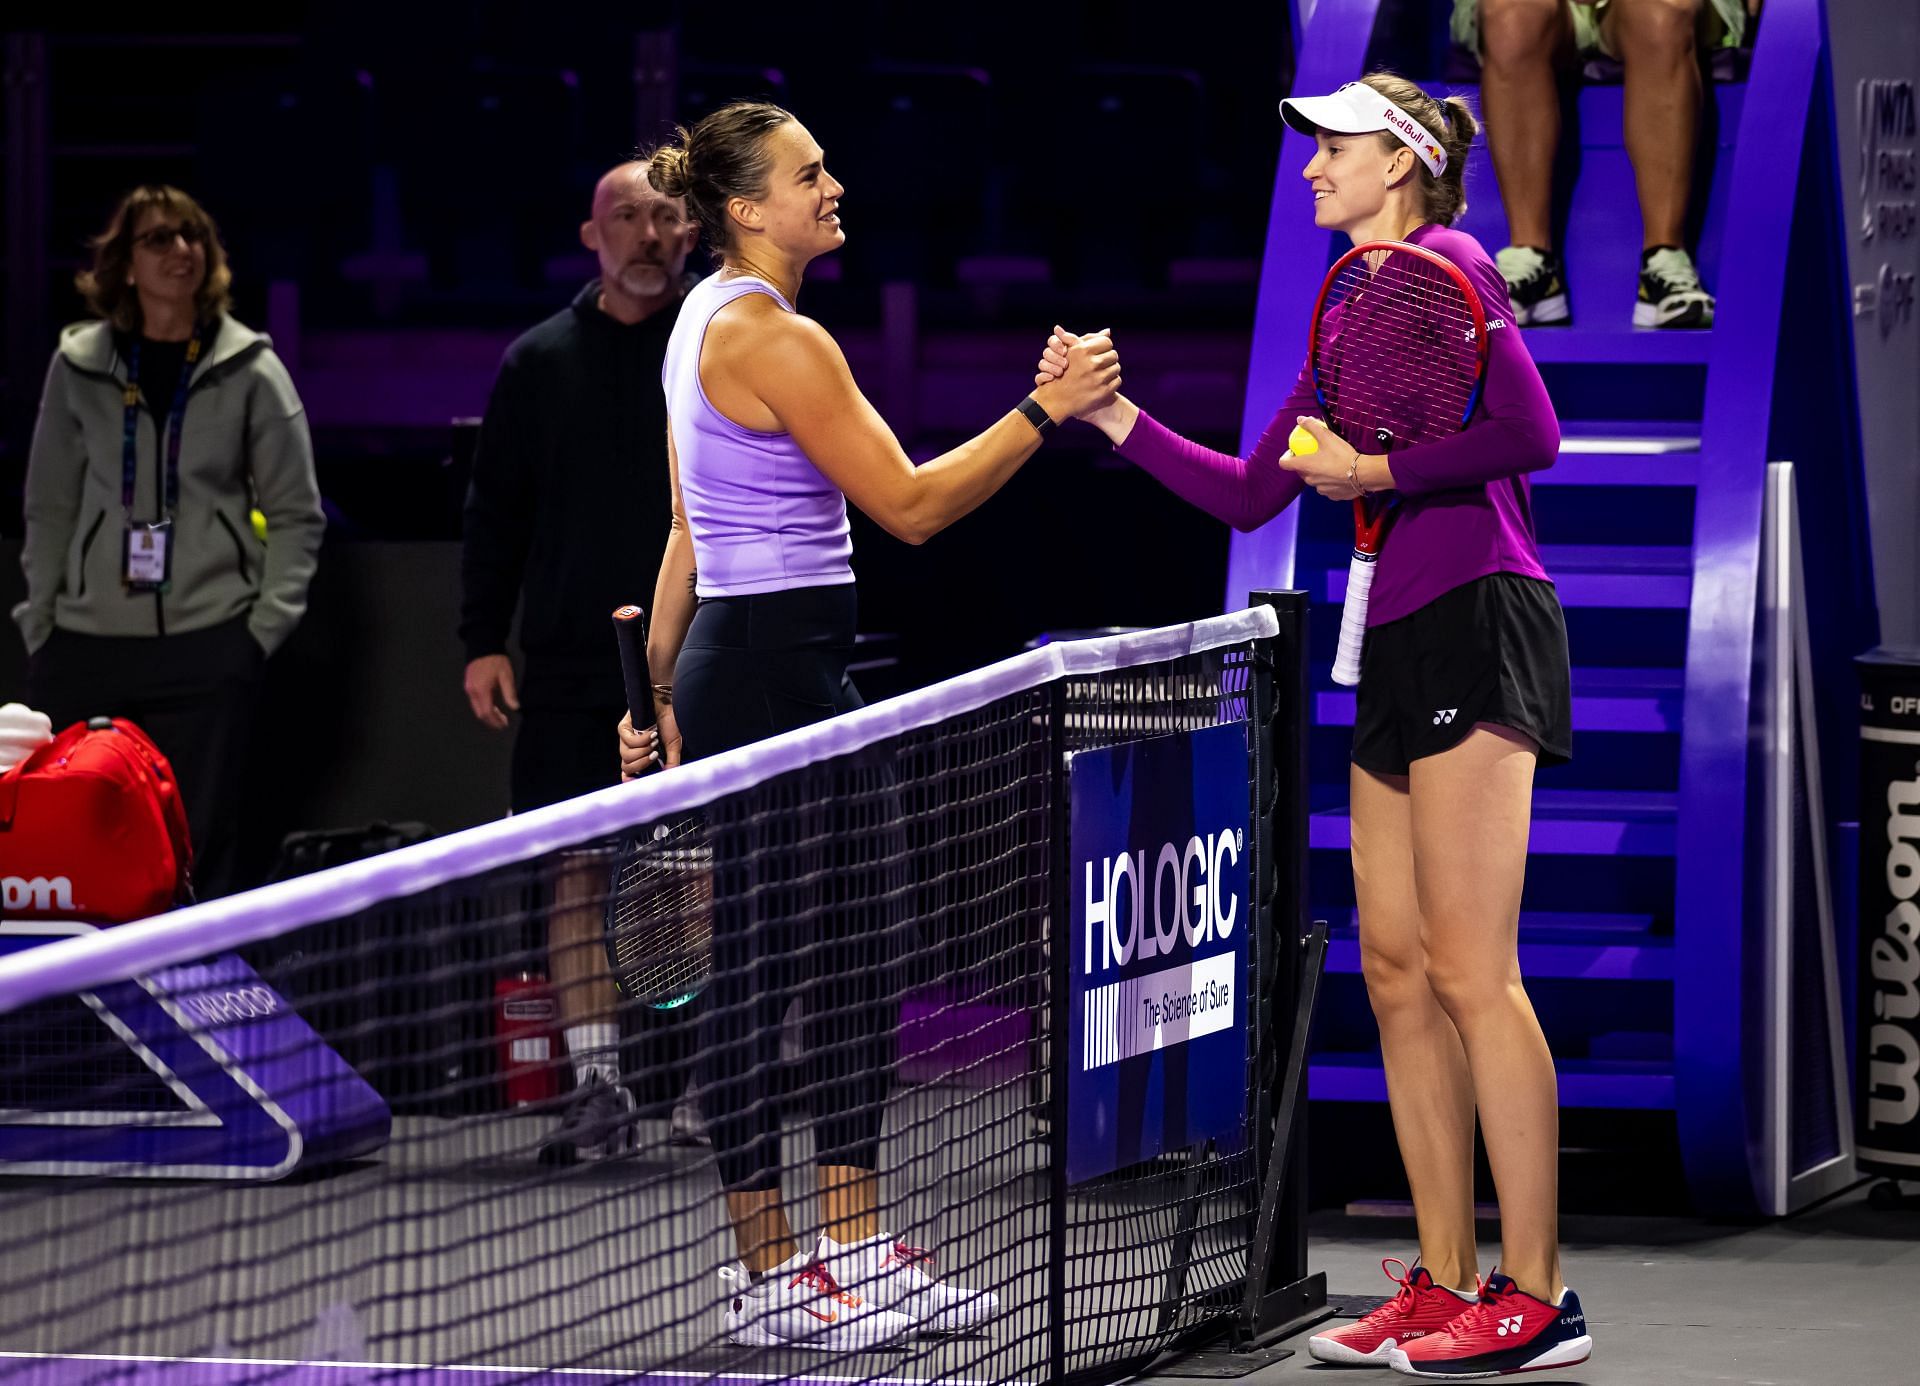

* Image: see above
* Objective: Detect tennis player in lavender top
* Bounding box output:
[612,101,1117,1354]
[1039,74,1589,1379]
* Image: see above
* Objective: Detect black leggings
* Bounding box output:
[676,585,900,1192]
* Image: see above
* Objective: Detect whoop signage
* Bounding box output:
[1066,723,1251,1183]
[0,922,391,1178]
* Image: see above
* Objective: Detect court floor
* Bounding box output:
[4,1100,1909,1386]
[0,1093,1241,1386]
[1144,1185,1918,1386]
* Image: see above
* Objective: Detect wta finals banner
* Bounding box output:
[1066,722,1251,1184]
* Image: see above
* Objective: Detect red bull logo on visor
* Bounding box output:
[1378,102,1447,176]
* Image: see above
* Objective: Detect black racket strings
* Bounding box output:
[606,818,715,1007]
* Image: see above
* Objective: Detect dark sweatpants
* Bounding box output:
[27,616,262,901]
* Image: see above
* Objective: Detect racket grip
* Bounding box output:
[1331,552,1374,688]
[611,605,655,727]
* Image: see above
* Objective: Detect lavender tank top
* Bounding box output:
[663,271,855,598]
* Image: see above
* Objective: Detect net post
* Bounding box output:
[1238,589,1330,1345]
[1045,675,1072,1383]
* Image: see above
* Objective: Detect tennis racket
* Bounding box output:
[1307,240,1489,686]
[603,605,713,1009]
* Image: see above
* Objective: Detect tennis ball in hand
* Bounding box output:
[1289,424,1318,456]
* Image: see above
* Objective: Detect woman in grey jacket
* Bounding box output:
[14,185,324,898]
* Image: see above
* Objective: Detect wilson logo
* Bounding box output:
[1,875,75,912]
[1867,767,1920,1130]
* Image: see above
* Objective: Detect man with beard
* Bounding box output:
[460,159,703,1160]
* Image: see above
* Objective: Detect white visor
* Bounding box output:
[1279,81,1448,178]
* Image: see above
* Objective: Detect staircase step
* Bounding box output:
[1545,544,1692,572]
[1316,666,1681,733]
[1310,1053,1676,1108]
[1538,433,1701,487]
[1326,912,1672,980]
[1325,546,1693,609]
[1309,790,1678,857]
[1521,326,1712,365]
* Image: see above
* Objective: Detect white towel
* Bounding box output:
[0,703,54,774]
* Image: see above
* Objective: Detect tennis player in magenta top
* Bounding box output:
[613,100,1118,1354]
[1041,74,1589,1378]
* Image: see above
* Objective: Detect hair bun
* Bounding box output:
[648,141,692,199]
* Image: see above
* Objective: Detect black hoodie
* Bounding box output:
[459,279,681,707]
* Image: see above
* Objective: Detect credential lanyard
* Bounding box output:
[121,323,209,519]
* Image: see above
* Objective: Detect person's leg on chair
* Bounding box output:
[1478,0,1578,323]
[1608,0,1703,251]
[1608,0,1718,326]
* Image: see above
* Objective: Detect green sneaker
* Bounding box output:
[1634,246,1715,329]
[1495,245,1571,327]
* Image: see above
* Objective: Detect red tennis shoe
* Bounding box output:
[1388,1272,1591,1377]
[1307,1259,1477,1366]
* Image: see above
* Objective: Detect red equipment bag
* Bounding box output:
[0,717,194,923]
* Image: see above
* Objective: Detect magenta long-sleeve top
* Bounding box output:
[1116,223,1560,626]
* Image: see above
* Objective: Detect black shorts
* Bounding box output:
[1351,573,1572,777]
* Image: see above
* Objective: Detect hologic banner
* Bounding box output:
[1066,722,1251,1184]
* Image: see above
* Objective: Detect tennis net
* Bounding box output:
[0,596,1314,1386]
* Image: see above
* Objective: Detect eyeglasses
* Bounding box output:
[131,224,207,253]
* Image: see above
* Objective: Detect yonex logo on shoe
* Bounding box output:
[1495,1315,1524,1337]
[1432,709,1457,725]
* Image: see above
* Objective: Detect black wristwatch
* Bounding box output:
[1016,395,1058,438]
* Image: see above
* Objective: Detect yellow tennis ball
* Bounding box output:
[1289,424,1318,456]
[249,508,268,542]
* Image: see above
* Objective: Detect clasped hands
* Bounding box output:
[1034,328,1388,499]
[1033,327,1122,423]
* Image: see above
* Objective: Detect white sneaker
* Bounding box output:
[669,1078,710,1146]
[816,1233,998,1335]
[720,1251,913,1352]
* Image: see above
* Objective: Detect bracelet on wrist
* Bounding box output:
[1016,394,1058,438]
[1345,455,1366,496]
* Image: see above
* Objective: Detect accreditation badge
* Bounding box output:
[123,520,174,592]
